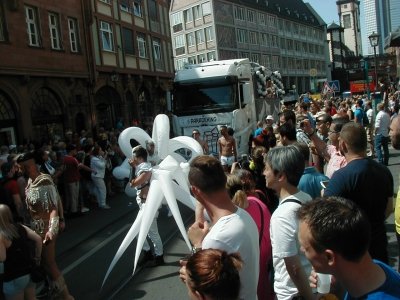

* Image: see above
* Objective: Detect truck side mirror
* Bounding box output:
[241,83,251,104]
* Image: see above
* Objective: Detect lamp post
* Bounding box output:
[368,32,380,94]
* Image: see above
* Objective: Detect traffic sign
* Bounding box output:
[328,80,340,92]
[322,81,333,94]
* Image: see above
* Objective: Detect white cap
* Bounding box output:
[266,115,274,121]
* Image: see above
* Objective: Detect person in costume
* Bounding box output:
[17,152,74,300]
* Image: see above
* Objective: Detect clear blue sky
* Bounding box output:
[305,0,339,25]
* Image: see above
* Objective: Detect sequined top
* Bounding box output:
[25,174,59,238]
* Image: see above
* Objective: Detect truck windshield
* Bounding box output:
[172,79,237,116]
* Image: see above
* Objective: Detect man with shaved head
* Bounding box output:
[324,122,393,263]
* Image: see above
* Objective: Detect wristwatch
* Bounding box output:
[191,245,201,255]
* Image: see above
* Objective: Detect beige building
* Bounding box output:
[169,0,329,93]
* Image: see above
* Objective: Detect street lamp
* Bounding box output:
[368,32,380,94]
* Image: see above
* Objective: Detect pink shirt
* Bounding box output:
[246,196,274,300]
[326,145,347,178]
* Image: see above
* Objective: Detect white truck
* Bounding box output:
[169,58,281,157]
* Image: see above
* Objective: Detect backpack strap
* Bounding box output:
[281,198,302,205]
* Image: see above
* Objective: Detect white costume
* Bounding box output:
[134,162,163,256]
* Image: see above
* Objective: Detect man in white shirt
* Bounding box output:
[365,101,375,157]
[179,156,259,300]
[374,103,390,165]
[263,145,313,300]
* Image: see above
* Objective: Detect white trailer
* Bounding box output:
[169,58,280,156]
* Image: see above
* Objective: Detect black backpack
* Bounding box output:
[362,109,370,126]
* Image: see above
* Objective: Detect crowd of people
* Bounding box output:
[0,128,128,299]
[179,91,400,299]
[1,89,400,299]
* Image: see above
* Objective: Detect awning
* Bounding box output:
[385,29,400,48]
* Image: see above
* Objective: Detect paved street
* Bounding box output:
[55,147,400,299]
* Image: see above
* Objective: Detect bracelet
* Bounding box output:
[48,216,59,235]
[191,245,201,255]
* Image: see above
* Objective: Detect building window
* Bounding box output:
[148,0,158,21]
[0,4,7,42]
[172,12,183,32]
[137,33,146,58]
[258,13,265,25]
[234,7,245,21]
[188,56,197,64]
[198,53,206,63]
[133,1,142,17]
[343,14,351,29]
[176,58,188,70]
[236,29,247,43]
[260,33,268,46]
[184,8,193,23]
[272,55,279,69]
[120,0,131,12]
[202,2,211,16]
[193,5,201,20]
[249,31,257,45]
[49,13,62,50]
[68,18,80,53]
[153,39,161,61]
[186,32,195,47]
[247,10,255,23]
[205,26,214,42]
[25,6,41,47]
[250,53,259,63]
[122,27,134,55]
[195,29,205,45]
[174,34,185,55]
[100,21,114,51]
[207,51,216,61]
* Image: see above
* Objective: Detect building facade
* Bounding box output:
[363,0,391,55]
[336,0,362,56]
[0,0,90,145]
[89,0,174,132]
[0,0,174,145]
[169,0,329,93]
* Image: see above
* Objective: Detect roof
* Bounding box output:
[228,0,324,27]
[327,22,343,31]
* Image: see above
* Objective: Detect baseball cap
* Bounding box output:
[266,115,274,121]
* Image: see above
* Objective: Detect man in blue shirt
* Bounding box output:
[296,143,329,199]
[297,197,400,299]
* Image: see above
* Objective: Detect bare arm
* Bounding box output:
[218,139,222,158]
[130,171,152,187]
[232,138,237,161]
[385,197,394,219]
[284,255,314,300]
[0,238,6,262]
[23,224,42,262]
[303,120,330,161]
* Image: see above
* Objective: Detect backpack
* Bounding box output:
[362,110,370,126]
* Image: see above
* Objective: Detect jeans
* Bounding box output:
[374,134,389,165]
